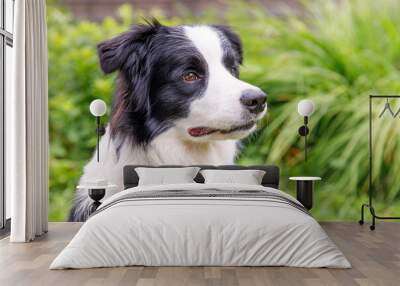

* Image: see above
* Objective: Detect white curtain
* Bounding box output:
[8,0,49,242]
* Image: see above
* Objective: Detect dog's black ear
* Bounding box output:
[97,32,132,74]
[97,19,162,74]
[108,19,164,145]
[213,25,243,64]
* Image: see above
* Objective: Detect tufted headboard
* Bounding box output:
[123,165,280,189]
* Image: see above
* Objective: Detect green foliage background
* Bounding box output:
[48,0,400,221]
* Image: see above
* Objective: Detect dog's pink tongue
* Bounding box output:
[188,127,212,137]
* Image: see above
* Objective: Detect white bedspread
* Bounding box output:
[50,183,350,269]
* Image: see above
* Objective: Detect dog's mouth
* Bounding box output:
[188,122,256,137]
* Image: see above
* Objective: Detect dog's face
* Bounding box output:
[98,20,266,146]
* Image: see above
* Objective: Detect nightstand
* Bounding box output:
[289,177,321,210]
[77,182,117,214]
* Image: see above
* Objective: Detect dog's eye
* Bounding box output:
[182,72,200,82]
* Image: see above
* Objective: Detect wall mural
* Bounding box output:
[48,0,400,222]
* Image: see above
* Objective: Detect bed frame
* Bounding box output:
[123,165,280,189]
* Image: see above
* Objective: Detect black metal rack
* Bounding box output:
[359,95,400,230]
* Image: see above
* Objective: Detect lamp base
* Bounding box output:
[298,125,309,136]
[96,126,106,136]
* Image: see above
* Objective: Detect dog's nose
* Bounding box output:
[240,90,267,114]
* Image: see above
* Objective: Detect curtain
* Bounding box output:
[8,0,49,242]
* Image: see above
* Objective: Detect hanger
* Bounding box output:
[379,98,395,118]
[394,105,400,118]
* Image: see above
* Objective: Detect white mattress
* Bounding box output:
[50,183,350,269]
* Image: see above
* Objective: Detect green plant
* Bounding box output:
[237,0,400,220]
[48,0,400,221]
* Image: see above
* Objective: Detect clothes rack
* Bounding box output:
[359,95,400,230]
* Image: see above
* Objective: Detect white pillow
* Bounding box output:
[135,167,200,186]
[200,169,266,185]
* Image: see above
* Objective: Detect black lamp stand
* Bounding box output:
[95,116,106,162]
[298,116,309,161]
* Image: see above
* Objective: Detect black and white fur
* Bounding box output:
[69,20,267,221]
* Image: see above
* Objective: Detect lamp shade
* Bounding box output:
[297,99,315,116]
[89,99,107,117]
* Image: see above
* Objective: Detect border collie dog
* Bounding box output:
[69,20,267,221]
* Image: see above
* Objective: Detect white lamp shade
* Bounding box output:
[90,99,107,117]
[297,99,315,116]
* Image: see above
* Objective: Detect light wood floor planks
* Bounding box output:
[0,222,399,286]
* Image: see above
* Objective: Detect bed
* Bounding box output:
[50,165,350,269]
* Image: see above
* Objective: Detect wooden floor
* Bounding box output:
[0,222,399,286]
